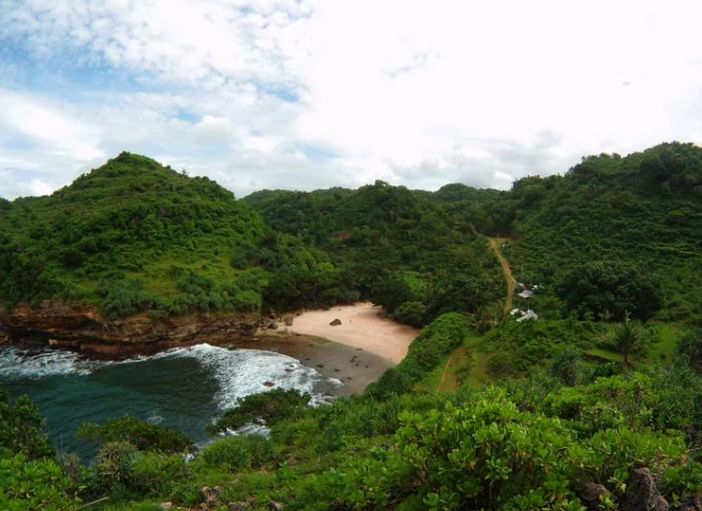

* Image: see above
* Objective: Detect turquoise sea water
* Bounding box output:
[0,344,339,460]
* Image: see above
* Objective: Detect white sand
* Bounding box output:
[277,302,419,364]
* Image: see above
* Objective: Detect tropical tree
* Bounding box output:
[612,314,642,367]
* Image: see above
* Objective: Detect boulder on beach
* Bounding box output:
[330,318,342,326]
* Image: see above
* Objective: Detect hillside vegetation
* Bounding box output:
[0,153,345,318]
[2,143,702,511]
[244,182,503,326]
[472,142,702,325]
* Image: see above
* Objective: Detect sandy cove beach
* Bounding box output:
[276,302,418,365]
[251,302,419,395]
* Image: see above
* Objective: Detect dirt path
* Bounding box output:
[274,302,419,365]
[488,237,516,317]
[437,346,467,392]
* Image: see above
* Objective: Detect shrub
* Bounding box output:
[549,345,582,386]
[0,453,79,510]
[209,389,310,434]
[93,441,139,490]
[0,390,54,460]
[130,451,185,494]
[199,435,273,472]
[676,328,702,372]
[390,301,427,327]
[76,416,193,453]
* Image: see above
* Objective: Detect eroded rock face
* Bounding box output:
[621,467,669,511]
[0,301,260,355]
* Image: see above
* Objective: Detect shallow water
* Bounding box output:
[0,344,340,460]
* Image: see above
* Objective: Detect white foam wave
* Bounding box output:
[0,343,342,409]
[0,346,97,378]
[159,344,341,409]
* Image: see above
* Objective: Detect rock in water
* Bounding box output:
[330,318,342,326]
[621,468,669,511]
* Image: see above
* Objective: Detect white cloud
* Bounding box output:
[1,0,702,199]
[0,90,105,161]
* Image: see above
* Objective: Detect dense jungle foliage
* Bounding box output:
[0,153,352,318]
[2,142,702,510]
[244,181,503,325]
[483,142,702,325]
[0,153,503,325]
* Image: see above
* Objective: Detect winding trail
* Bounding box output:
[437,346,466,392]
[436,238,517,392]
[488,237,516,318]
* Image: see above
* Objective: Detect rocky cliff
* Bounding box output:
[0,301,260,356]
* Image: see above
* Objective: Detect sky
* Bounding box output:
[1,0,702,199]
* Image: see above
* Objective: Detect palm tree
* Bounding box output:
[612,313,641,367]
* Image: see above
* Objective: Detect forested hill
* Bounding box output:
[0,154,503,325]
[481,142,702,325]
[2,143,701,326]
[0,152,340,318]
[243,181,503,327]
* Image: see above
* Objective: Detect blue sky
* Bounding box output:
[1,0,702,199]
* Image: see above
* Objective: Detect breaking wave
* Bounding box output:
[0,344,341,410]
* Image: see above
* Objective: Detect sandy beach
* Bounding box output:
[247,302,419,395]
[275,302,418,365]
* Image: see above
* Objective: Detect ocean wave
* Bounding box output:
[0,346,96,378]
[0,343,341,409]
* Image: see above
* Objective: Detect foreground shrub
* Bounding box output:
[76,415,193,453]
[0,390,54,460]
[0,452,79,510]
[199,435,274,472]
[209,389,310,434]
[293,388,694,511]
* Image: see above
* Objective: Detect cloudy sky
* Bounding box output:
[1,0,701,199]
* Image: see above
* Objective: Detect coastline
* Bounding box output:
[2,301,418,397]
[229,333,392,396]
[272,302,418,365]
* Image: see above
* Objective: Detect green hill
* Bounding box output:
[4,144,702,511]
[0,152,337,318]
[244,181,504,326]
[499,142,702,324]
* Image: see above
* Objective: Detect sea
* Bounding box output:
[0,344,341,460]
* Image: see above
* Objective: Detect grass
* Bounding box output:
[437,346,471,392]
[646,323,683,364]
[584,348,623,362]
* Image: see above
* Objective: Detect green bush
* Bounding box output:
[390,301,427,327]
[549,346,582,386]
[93,441,139,490]
[0,390,54,460]
[130,451,186,494]
[366,313,471,399]
[676,328,702,372]
[0,452,79,510]
[209,389,310,434]
[76,415,193,453]
[198,435,273,472]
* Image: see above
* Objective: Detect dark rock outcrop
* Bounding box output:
[0,301,260,356]
[621,468,669,511]
[329,318,342,326]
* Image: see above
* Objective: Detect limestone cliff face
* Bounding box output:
[0,301,260,355]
